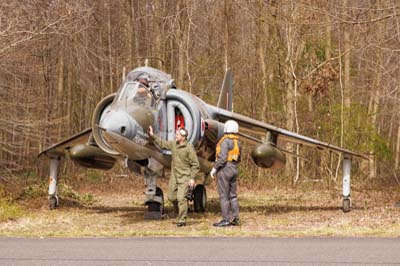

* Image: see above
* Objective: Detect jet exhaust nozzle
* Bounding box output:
[204,119,225,143]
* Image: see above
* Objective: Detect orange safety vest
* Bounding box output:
[216,134,240,162]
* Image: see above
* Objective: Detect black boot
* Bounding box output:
[177,222,186,227]
[230,217,240,226]
[213,220,230,227]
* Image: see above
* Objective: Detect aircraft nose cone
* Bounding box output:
[100,110,137,140]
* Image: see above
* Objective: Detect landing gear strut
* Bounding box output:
[342,156,351,212]
[143,165,164,220]
[48,158,60,210]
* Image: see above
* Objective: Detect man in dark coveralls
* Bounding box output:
[210,120,242,227]
[148,126,200,227]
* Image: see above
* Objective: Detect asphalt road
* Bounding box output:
[0,237,399,266]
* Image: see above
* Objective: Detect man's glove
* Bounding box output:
[185,184,194,201]
[210,168,217,179]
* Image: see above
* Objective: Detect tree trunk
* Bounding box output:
[343,22,351,110]
[67,60,72,136]
[395,125,400,171]
[257,0,267,180]
[107,3,113,93]
[281,3,303,184]
[127,0,134,68]
[223,0,231,70]
[185,3,193,93]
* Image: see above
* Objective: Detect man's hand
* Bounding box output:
[188,179,195,188]
[210,168,217,179]
[148,126,154,137]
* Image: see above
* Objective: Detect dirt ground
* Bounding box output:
[1,177,400,237]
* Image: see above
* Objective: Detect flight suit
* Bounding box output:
[151,135,200,223]
[214,134,242,222]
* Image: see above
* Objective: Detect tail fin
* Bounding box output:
[217,69,233,111]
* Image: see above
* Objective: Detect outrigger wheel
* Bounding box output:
[342,198,351,213]
[49,195,59,210]
[193,184,207,213]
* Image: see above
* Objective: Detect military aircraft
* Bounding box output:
[39,66,365,217]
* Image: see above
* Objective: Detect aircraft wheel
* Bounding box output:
[148,187,164,213]
[342,198,351,213]
[49,196,59,210]
[193,184,206,213]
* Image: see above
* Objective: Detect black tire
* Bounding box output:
[156,187,164,214]
[49,196,58,210]
[147,187,164,213]
[147,202,160,212]
[193,184,207,213]
[342,198,351,213]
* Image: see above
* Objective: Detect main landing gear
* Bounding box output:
[144,184,207,220]
[188,184,207,213]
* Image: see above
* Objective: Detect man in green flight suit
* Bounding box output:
[148,126,200,227]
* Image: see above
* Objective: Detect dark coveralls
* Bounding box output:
[214,134,242,222]
[151,135,200,223]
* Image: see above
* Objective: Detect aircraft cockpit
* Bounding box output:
[125,67,175,95]
[114,67,175,109]
[115,82,154,108]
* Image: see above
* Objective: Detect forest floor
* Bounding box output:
[1,176,400,237]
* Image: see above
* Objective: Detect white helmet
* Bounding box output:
[138,73,150,81]
[138,74,149,85]
[224,120,239,134]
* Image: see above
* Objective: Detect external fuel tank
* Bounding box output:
[251,143,286,170]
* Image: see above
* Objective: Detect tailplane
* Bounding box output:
[217,69,233,111]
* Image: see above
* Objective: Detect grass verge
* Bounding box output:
[0,188,399,237]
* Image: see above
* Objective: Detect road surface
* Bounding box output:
[0,237,399,265]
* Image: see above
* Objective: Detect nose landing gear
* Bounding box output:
[144,186,164,220]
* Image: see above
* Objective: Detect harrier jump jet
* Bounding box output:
[39,66,365,217]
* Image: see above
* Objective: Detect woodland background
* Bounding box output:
[1,0,399,189]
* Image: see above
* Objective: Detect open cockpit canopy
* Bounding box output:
[125,66,175,92]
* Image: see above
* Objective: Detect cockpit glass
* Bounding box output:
[116,82,153,107]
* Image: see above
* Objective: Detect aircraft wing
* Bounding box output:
[214,108,366,159]
[38,128,92,159]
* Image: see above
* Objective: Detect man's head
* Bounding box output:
[224,120,239,134]
[138,74,149,87]
[175,127,188,143]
